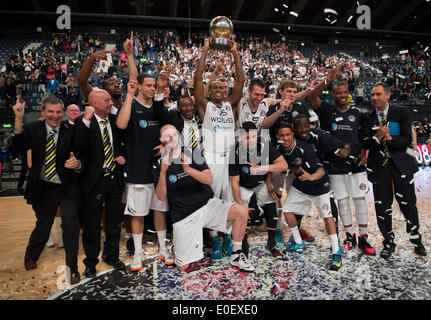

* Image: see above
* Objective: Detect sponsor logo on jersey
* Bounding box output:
[169,174,178,183]
[139,120,148,128]
[331,123,338,131]
[210,116,234,124]
[349,115,356,122]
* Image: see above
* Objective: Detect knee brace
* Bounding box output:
[353,197,368,225]
[337,197,352,227]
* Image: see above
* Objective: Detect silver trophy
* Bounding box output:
[209,16,234,50]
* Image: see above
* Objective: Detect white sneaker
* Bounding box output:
[46,233,54,247]
[230,251,255,272]
[130,253,143,271]
[158,247,175,265]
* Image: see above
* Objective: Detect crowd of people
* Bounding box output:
[1,30,430,112]
[7,29,429,289]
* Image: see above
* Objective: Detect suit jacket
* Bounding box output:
[73,113,125,194]
[153,98,201,138]
[361,104,418,182]
[14,120,82,205]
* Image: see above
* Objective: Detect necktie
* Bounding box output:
[380,112,389,167]
[101,119,116,172]
[45,129,57,181]
[189,123,198,148]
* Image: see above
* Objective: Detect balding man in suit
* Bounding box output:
[74,89,127,278]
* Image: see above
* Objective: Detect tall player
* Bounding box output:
[194,38,244,261]
[306,65,375,255]
[116,74,171,272]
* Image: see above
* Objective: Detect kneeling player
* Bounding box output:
[229,122,288,258]
[153,125,254,272]
[277,123,345,271]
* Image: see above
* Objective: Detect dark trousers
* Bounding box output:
[82,173,123,268]
[372,159,421,247]
[25,181,80,272]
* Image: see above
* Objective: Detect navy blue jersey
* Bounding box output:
[315,101,365,174]
[298,128,346,171]
[266,102,310,146]
[152,147,214,224]
[229,138,281,189]
[277,139,330,196]
[125,98,161,184]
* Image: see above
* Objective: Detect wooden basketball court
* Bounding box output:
[1,168,431,300]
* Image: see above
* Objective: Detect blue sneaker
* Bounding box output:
[211,236,223,261]
[287,240,306,253]
[126,237,135,255]
[222,234,232,257]
[275,229,286,250]
[330,254,342,271]
[336,239,346,256]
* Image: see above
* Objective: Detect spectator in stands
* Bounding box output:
[416,122,428,143]
[46,75,59,95]
[4,78,16,108]
[355,83,364,104]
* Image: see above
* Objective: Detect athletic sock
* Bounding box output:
[290,226,302,244]
[157,230,167,251]
[345,226,353,234]
[359,227,368,236]
[329,234,340,255]
[232,241,242,253]
[132,233,143,255]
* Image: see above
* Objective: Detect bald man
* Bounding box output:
[65,104,81,125]
[74,89,127,278]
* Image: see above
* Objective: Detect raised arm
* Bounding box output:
[229,40,245,121]
[116,79,137,129]
[77,49,115,100]
[306,64,343,111]
[194,38,211,122]
[124,31,138,81]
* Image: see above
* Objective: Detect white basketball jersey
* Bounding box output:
[236,98,270,141]
[202,101,235,154]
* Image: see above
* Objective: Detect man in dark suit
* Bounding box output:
[153,72,201,150]
[74,89,126,278]
[13,96,82,284]
[362,82,426,259]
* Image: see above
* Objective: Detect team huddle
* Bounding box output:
[14,35,426,284]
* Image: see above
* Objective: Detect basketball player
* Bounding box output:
[116,74,171,271]
[229,122,288,258]
[153,125,254,273]
[276,123,345,271]
[194,37,244,261]
[306,65,375,255]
